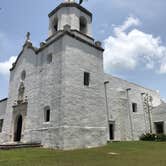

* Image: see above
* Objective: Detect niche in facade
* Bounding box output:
[21,70,26,81]
[47,54,53,64]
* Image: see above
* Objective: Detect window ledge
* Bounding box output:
[43,121,51,125]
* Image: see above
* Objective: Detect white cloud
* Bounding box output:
[0,56,17,75]
[111,0,159,19]
[115,16,140,33]
[0,31,19,76]
[104,16,166,74]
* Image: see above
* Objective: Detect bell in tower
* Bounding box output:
[48,0,92,37]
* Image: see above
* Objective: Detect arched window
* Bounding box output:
[44,106,50,122]
[79,16,87,34]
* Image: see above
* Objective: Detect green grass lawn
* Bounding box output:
[0,141,166,166]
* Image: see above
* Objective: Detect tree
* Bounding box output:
[141,93,153,133]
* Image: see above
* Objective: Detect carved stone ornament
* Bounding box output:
[17,81,25,104]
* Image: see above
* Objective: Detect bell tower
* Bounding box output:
[44,1,108,150]
[48,0,92,37]
[44,0,108,150]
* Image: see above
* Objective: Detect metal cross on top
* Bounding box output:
[26,32,30,42]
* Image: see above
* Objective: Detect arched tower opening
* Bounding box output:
[53,17,58,33]
[79,16,87,34]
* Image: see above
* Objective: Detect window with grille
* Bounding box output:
[84,72,90,86]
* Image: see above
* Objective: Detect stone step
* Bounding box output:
[0,143,42,150]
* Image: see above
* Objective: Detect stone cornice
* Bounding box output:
[37,30,104,53]
[10,30,103,71]
[48,3,92,19]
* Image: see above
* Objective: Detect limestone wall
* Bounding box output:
[0,99,7,117]
[60,35,107,149]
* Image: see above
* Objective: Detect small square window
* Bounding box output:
[0,119,4,133]
[84,72,90,86]
[132,103,137,113]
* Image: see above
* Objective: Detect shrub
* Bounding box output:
[140,133,166,142]
[140,133,156,141]
[156,134,166,141]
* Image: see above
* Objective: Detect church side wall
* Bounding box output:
[104,75,161,141]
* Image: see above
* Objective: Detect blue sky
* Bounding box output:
[0,0,166,99]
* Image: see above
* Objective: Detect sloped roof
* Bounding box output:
[0,98,8,103]
[152,101,166,114]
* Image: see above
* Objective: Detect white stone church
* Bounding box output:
[0,0,166,150]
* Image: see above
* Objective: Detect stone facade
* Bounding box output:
[104,75,161,141]
[0,2,166,150]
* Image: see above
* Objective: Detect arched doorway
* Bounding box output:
[14,115,23,142]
